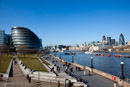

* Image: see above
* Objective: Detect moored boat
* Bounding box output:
[107,54,111,57]
[85,51,93,54]
[115,55,120,57]
[94,53,98,56]
[100,54,104,56]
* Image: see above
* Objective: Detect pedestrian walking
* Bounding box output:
[58,80,60,87]
[77,77,80,82]
[70,67,73,72]
[26,74,29,79]
[28,77,31,84]
[78,67,80,71]
[13,57,16,61]
[57,66,59,71]
[65,66,68,73]
[58,67,60,73]
[88,70,90,76]
[113,81,117,87]
[24,66,27,70]
[68,80,72,87]
[84,71,86,76]
[56,60,57,63]
[76,67,78,71]
[69,72,71,76]
[15,61,17,65]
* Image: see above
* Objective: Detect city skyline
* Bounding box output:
[0,0,130,46]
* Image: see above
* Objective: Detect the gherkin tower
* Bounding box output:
[119,33,125,46]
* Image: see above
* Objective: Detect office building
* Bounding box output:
[107,37,111,45]
[0,30,5,47]
[111,39,115,45]
[119,33,125,46]
[102,35,106,41]
[11,26,42,51]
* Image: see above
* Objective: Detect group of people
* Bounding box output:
[13,57,17,65]
[49,55,94,84]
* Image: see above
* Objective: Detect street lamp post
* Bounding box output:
[72,55,74,63]
[54,51,57,57]
[59,50,61,59]
[91,57,93,72]
[120,62,125,80]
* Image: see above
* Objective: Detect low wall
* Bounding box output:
[0,58,13,78]
[50,54,130,87]
[6,58,13,77]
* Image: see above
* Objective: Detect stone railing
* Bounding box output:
[50,54,130,87]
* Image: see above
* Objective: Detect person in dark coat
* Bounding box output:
[26,74,29,79]
[76,67,78,71]
[28,77,31,84]
[70,67,73,72]
[58,81,60,87]
[15,61,17,65]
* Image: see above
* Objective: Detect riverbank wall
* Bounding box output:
[50,54,130,87]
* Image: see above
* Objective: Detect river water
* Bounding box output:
[52,51,130,79]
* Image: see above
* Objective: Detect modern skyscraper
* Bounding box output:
[119,33,125,46]
[107,37,111,45]
[111,39,115,45]
[102,35,106,41]
[11,26,42,51]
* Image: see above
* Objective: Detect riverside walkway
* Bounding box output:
[0,56,65,87]
[46,55,121,87]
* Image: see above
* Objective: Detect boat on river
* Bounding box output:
[85,51,93,54]
[115,55,120,57]
[65,53,75,55]
[120,55,130,58]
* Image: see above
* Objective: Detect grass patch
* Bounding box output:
[0,54,12,73]
[19,54,48,72]
[40,58,50,65]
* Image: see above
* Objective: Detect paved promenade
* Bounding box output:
[47,55,121,87]
[0,57,65,87]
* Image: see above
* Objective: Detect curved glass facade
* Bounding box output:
[11,27,42,51]
[119,33,125,46]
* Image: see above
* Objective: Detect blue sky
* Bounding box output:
[0,0,130,46]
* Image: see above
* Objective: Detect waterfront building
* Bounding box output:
[39,38,42,45]
[119,33,125,46]
[89,46,100,51]
[102,40,107,45]
[114,41,119,46]
[89,41,100,45]
[11,26,42,52]
[5,34,12,46]
[107,37,111,45]
[82,42,87,47]
[0,30,12,47]
[127,41,130,45]
[0,30,5,47]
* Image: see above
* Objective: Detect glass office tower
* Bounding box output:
[11,27,42,51]
[107,37,111,45]
[119,33,125,46]
[0,30,5,47]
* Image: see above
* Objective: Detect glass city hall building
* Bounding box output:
[11,27,42,52]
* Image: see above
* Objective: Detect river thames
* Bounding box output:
[52,51,130,79]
